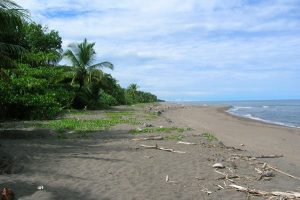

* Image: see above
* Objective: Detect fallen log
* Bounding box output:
[139,144,186,154]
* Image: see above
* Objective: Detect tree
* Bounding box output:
[0,0,29,68]
[128,83,139,92]
[21,22,62,67]
[125,83,139,104]
[63,38,113,88]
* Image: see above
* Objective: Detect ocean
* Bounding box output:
[178,100,300,128]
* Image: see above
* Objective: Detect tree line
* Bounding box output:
[0,0,159,120]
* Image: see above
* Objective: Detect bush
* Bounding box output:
[99,91,118,107]
[0,65,74,120]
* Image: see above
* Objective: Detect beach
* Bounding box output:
[1,103,300,199]
[165,105,300,175]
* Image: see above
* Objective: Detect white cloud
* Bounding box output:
[16,0,300,100]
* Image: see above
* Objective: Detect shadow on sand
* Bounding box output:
[0,128,135,199]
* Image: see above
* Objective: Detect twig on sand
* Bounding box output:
[229,184,300,199]
[201,187,212,195]
[231,154,283,160]
[256,154,283,159]
[217,185,224,190]
[226,146,245,151]
[232,154,299,181]
[214,170,237,182]
[132,136,164,141]
[195,177,205,181]
[165,175,176,183]
[177,141,196,145]
[139,144,186,154]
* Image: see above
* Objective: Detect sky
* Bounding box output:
[16,0,300,101]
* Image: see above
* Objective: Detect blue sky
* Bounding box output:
[16,0,300,101]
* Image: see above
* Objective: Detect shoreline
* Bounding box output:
[169,100,300,129]
[219,106,300,130]
[164,104,300,174]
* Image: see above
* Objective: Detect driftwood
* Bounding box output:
[229,184,300,199]
[232,153,299,181]
[266,163,300,181]
[132,136,164,141]
[226,146,244,151]
[165,175,176,183]
[177,141,196,145]
[231,154,283,160]
[139,144,186,154]
[217,185,224,190]
[256,154,283,159]
[195,177,205,180]
[214,170,237,182]
[201,187,212,195]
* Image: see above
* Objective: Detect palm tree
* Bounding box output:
[0,0,29,67]
[63,38,113,88]
[128,83,139,92]
[127,83,139,102]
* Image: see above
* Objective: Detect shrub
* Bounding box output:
[0,65,74,120]
[99,91,118,107]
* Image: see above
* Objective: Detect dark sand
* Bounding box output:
[1,104,300,199]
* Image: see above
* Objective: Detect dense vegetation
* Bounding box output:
[0,0,158,120]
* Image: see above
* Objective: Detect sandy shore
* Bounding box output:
[1,103,300,199]
[165,105,300,175]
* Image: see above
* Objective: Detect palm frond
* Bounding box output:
[0,0,30,28]
[0,41,26,55]
[77,38,96,67]
[63,49,81,67]
[88,61,114,71]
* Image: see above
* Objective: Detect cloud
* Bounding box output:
[16,0,300,100]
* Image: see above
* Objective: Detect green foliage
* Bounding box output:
[99,73,126,105]
[0,1,160,120]
[23,22,62,52]
[164,134,185,141]
[129,127,190,135]
[125,83,158,105]
[0,0,29,67]
[63,38,113,88]
[202,132,218,141]
[0,64,75,119]
[99,91,118,107]
[34,115,139,132]
[21,22,62,67]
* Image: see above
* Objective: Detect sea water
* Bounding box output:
[178,100,300,128]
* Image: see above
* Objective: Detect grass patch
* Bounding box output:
[143,111,162,120]
[105,111,134,119]
[164,134,184,141]
[129,127,190,135]
[27,109,143,139]
[34,117,140,133]
[202,132,217,141]
[63,109,93,116]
